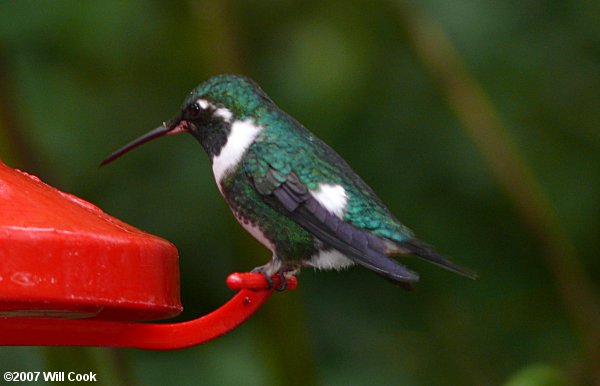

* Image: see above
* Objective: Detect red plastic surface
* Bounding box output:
[0,273,296,350]
[0,159,298,349]
[0,160,181,320]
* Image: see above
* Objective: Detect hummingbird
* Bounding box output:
[102,74,475,290]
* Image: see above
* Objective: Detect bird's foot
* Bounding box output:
[251,267,292,292]
[251,257,299,291]
[274,271,288,292]
[254,270,288,291]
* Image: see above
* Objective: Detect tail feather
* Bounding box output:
[398,239,478,279]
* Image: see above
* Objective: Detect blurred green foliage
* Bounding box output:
[0,1,599,385]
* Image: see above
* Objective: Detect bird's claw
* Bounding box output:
[252,270,288,291]
[274,272,287,292]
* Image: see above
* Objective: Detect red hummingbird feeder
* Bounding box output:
[0,159,295,350]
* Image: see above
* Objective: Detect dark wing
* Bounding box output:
[251,165,419,285]
[397,238,478,279]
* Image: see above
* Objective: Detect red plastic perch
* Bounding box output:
[0,159,296,350]
[0,273,296,350]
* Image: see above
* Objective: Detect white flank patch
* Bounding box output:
[235,214,276,252]
[310,183,348,219]
[308,249,355,270]
[212,119,263,184]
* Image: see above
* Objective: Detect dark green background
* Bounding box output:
[0,1,598,385]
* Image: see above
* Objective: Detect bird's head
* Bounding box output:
[101,74,272,165]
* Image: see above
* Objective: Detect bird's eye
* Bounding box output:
[186,102,202,119]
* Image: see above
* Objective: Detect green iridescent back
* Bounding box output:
[189,74,415,244]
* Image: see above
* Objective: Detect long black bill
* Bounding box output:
[100,123,184,166]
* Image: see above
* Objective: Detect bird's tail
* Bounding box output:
[397,239,478,279]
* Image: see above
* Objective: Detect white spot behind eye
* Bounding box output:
[195,99,233,122]
[197,99,209,109]
[215,107,233,122]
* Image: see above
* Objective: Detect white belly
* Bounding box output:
[308,249,355,270]
[233,212,276,253]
